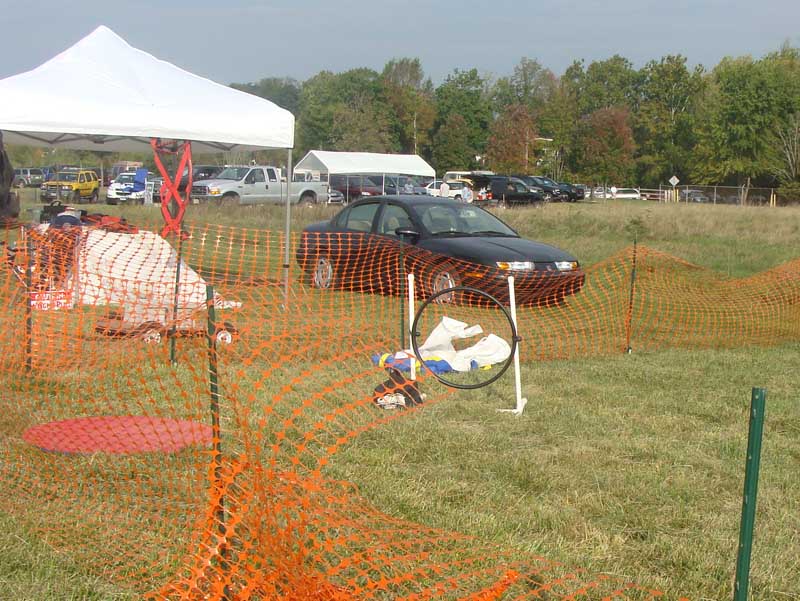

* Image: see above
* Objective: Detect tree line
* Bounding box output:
[232,47,800,194]
[7,47,799,196]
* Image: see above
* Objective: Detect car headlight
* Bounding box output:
[361,191,372,196]
[496,261,536,271]
[208,187,221,195]
[62,186,72,191]
[555,261,578,271]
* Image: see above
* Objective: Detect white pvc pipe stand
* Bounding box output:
[498,275,527,415]
[407,273,416,380]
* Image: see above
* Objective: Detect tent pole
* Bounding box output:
[283,149,293,309]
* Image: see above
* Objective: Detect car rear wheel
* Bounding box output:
[311,255,336,289]
[300,192,316,206]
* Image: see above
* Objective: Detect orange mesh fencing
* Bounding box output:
[1,220,798,599]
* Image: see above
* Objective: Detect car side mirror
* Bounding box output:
[395,228,420,242]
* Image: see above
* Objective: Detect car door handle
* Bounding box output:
[265,184,269,189]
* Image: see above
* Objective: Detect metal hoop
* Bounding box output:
[410,286,519,390]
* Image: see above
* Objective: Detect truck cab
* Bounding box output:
[191,165,328,205]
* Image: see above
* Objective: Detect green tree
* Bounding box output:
[434,69,491,167]
[691,53,798,185]
[490,57,557,115]
[634,55,705,186]
[485,104,537,174]
[230,77,301,115]
[432,113,471,172]
[537,80,582,180]
[296,68,393,156]
[295,71,340,154]
[569,56,641,116]
[381,58,436,155]
[329,96,395,152]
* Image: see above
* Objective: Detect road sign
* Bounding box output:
[669,175,680,187]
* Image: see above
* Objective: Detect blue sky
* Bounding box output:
[2,0,798,84]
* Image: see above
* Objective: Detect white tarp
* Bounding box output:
[294,150,435,178]
[378,316,512,373]
[76,229,212,324]
[0,26,294,152]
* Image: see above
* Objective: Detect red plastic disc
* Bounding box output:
[23,416,213,454]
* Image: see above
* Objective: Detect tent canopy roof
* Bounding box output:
[295,150,435,177]
[0,26,294,153]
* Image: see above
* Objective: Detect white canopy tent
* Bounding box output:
[0,25,297,302]
[0,25,294,152]
[294,151,435,178]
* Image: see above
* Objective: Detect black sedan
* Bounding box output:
[296,196,585,305]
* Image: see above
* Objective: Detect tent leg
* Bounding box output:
[283,149,293,310]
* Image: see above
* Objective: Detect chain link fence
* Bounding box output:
[639,185,799,206]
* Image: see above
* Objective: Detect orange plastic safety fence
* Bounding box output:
[2,220,796,599]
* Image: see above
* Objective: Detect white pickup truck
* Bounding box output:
[191,165,329,205]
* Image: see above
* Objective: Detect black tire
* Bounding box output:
[300,192,316,206]
[426,264,461,304]
[311,254,337,289]
[91,188,99,203]
[216,192,239,207]
[454,194,462,201]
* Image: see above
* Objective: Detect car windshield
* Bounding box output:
[116,174,135,184]
[56,173,78,182]
[411,203,518,237]
[216,167,250,180]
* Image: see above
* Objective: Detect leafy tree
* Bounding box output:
[491,57,556,115]
[537,79,582,180]
[296,68,393,156]
[691,53,798,185]
[570,56,641,116]
[381,58,435,155]
[434,69,492,168]
[230,77,301,115]
[432,113,471,172]
[485,104,537,174]
[576,107,636,184]
[768,112,800,184]
[295,71,340,154]
[329,96,395,153]
[634,55,705,186]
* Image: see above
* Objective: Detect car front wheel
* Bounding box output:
[427,264,461,304]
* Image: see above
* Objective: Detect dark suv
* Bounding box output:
[514,175,564,201]
[558,182,584,202]
[466,175,544,206]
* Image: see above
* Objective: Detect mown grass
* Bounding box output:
[4,191,800,598]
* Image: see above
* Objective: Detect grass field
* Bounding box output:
[3,192,800,599]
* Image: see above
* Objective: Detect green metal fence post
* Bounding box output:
[733,387,767,601]
[25,237,33,372]
[399,246,406,349]
[205,284,229,599]
[624,237,638,354]
[169,232,183,364]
